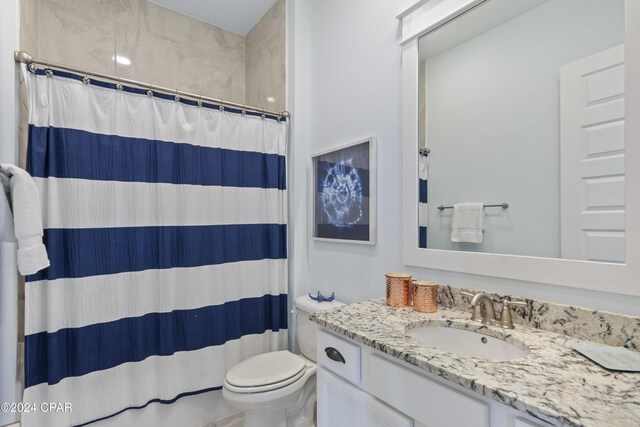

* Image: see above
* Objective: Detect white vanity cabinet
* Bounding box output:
[316,329,550,427]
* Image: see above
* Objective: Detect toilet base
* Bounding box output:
[287,375,316,427]
[223,373,316,427]
[227,389,301,427]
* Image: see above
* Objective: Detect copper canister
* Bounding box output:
[412,280,438,313]
[385,273,412,307]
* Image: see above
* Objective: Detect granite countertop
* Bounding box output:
[310,299,640,427]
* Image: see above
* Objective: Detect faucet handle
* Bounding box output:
[500,299,527,329]
[504,300,527,308]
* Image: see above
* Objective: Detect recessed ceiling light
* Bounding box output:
[266,96,276,103]
[112,55,132,66]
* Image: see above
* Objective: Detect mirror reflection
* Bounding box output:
[418,0,625,262]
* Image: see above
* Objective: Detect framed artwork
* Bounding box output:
[311,137,377,244]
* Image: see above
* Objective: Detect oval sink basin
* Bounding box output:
[407,326,529,361]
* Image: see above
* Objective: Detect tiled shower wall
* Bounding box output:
[246,0,286,111]
[16,0,285,350]
[19,0,285,107]
[20,0,248,102]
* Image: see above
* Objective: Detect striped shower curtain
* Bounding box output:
[21,65,288,426]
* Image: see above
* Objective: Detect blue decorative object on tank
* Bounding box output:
[309,290,336,302]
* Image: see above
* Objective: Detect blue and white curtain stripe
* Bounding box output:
[419,153,428,248]
[21,65,288,427]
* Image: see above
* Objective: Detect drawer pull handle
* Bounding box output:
[325,347,346,363]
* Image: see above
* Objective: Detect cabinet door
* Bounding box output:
[514,418,545,427]
[367,354,488,427]
[317,368,413,427]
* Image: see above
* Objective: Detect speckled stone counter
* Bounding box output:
[311,299,640,427]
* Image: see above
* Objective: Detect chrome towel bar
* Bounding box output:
[437,203,509,211]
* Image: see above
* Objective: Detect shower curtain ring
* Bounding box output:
[174,89,180,102]
[116,79,123,91]
[198,95,203,108]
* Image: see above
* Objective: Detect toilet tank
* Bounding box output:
[295,295,344,361]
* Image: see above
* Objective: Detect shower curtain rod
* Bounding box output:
[14,51,290,119]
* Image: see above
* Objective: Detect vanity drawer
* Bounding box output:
[317,330,361,385]
[367,354,489,427]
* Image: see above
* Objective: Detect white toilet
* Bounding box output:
[222,295,343,427]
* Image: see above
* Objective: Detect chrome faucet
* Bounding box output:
[461,291,527,329]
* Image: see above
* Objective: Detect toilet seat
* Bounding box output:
[222,296,343,427]
[224,350,307,394]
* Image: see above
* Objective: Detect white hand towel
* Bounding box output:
[0,170,15,242]
[451,203,484,243]
[0,164,50,275]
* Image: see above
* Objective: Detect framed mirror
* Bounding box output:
[399,0,640,295]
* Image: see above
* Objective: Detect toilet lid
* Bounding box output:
[225,350,306,388]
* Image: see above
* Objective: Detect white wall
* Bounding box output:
[425,0,624,257]
[289,0,415,304]
[0,1,20,425]
[289,0,640,316]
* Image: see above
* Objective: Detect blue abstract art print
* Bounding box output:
[312,138,376,244]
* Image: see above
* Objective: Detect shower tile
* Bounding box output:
[19,128,28,169]
[245,0,286,111]
[18,80,29,168]
[115,20,181,90]
[19,0,39,56]
[18,72,30,168]
[114,1,190,89]
[114,22,135,81]
[104,0,139,27]
[179,55,244,104]
[179,18,246,103]
[39,0,117,74]
[17,277,25,342]
[137,0,190,43]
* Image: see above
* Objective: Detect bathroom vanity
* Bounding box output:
[311,296,640,427]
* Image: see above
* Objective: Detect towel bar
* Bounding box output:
[437,203,509,211]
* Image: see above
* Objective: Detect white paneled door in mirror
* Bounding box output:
[560,45,625,263]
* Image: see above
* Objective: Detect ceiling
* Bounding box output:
[149,0,279,36]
